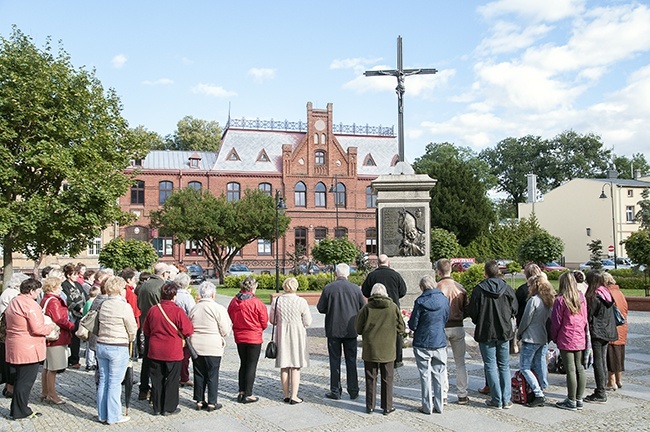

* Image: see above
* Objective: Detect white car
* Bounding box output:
[579,259,631,271]
[226,264,253,276]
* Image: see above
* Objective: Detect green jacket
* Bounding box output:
[355,295,405,363]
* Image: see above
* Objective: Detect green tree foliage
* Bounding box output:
[517,231,564,265]
[459,263,485,298]
[493,198,517,221]
[154,116,222,152]
[613,153,650,179]
[150,188,290,279]
[635,188,650,229]
[130,125,165,151]
[414,142,496,189]
[413,145,495,246]
[588,239,604,269]
[622,230,650,275]
[0,28,147,282]
[99,238,158,271]
[546,131,611,189]
[310,237,359,268]
[430,228,460,261]
[459,216,541,262]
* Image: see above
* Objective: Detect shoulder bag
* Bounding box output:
[42,298,61,342]
[613,304,626,326]
[265,297,278,359]
[157,304,198,360]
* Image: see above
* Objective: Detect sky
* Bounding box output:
[2,0,650,165]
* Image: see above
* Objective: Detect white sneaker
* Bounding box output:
[109,416,130,425]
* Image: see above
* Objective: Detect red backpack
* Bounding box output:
[511,370,535,404]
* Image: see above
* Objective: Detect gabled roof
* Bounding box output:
[586,178,650,187]
[215,130,303,173]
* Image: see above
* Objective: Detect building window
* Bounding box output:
[322,133,326,144]
[257,239,272,255]
[295,181,306,207]
[227,182,240,201]
[258,182,272,196]
[315,182,326,207]
[152,237,174,257]
[628,189,634,197]
[131,180,145,205]
[335,182,346,208]
[185,240,202,255]
[315,227,327,243]
[626,206,635,222]
[87,237,102,256]
[159,181,173,204]
[335,227,347,239]
[366,186,377,208]
[295,227,307,249]
[314,133,319,144]
[365,228,377,254]
[187,181,202,190]
[189,158,200,168]
[315,151,325,165]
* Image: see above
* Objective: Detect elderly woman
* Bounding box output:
[174,272,196,387]
[270,277,312,404]
[5,279,54,420]
[227,276,268,404]
[95,276,137,425]
[41,276,75,405]
[0,272,30,398]
[409,275,450,415]
[355,283,405,415]
[61,262,88,369]
[143,281,194,416]
[189,281,232,411]
[603,273,628,391]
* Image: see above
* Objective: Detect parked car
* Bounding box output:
[298,262,322,274]
[226,264,253,277]
[187,264,205,284]
[579,259,631,271]
[540,261,568,272]
[452,262,473,272]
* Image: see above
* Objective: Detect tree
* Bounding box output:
[460,215,541,262]
[430,228,460,261]
[310,237,359,269]
[613,153,650,179]
[587,239,604,269]
[622,230,650,275]
[0,28,147,284]
[517,232,564,265]
[150,187,290,279]
[414,142,496,189]
[130,125,165,151]
[546,131,611,189]
[99,238,158,271]
[153,116,222,152]
[635,188,650,229]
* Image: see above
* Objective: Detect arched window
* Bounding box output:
[315,182,326,207]
[314,133,319,144]
[335,182,346,208]
[365,228,377,254]
[159,181,173,204]
[258,182,272,196]
[227,182,240,202]
[366,186,377,208]
[187,181,202,190]
[315,151,325,165]
[131,180,145,204]
[294,181,306,207]
[322,133,326,144]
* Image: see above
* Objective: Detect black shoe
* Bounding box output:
[242,396,259,404]
[394,361,404,368]
[237,393,245,403]
[283,397,291,403]
[366,408,374,414]
[164,408,181,416]
[138,390,150,401]
[325,392,341,400]
[526,396,545,407]
[206,403,222,412]
[584,394,607,403]
[349,393,359,400]
[383,407,396,415]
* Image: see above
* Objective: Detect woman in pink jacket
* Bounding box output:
[550,272,588,411]
[5,278,54,420]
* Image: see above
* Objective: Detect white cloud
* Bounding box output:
[248,67,277,83]
[343,68,456,98]
[111,54,127,69]
[191,83,237,98]
[330,57,383,74]
[477,21,552,54]
[142,78,174,86]
[478,0,585,22]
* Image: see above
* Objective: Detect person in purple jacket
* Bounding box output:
[551,272,588,411]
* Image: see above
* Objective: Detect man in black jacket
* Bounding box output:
[317,263,366,400]
[361,254,407,367]
[469,260,518,410]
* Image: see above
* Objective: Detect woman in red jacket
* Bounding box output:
[41,276,75,405]
[143,281,193,416]
[227,276,268,403]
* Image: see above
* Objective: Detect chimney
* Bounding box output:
[607,169,619,179]
[634,169,641,179]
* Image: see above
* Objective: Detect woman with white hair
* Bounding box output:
[355,283,405,415]
[189,281,232,411]
[270,277,312,404]
[0,273,30,397]
[174,272,196,387]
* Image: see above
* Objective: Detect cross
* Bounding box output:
[364,35,437,163]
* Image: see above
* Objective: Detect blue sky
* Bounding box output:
[2,0,650,165]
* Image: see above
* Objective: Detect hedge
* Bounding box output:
[222,272,366,292]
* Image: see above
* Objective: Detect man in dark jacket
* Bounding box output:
[317,263,366,400]
[362,254,407,367]
[469,260,518,410]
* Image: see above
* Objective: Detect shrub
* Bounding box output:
[459,263,485,298]
[349,273,366,287]
[543,270,565,281]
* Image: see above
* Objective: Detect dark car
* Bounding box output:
[187,264,205,284]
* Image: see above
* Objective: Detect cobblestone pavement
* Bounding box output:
[1,294,649,431]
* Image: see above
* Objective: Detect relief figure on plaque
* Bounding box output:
[397,208,425,256]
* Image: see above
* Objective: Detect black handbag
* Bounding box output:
[613,304,626,326]
[185,336,199,360]
[265,297,279,359]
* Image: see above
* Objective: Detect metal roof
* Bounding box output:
[140,151,218,170]
[587,178,650,187]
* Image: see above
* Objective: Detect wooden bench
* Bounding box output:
[268,292,322,306]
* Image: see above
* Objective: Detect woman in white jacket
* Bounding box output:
[189,282,232,411]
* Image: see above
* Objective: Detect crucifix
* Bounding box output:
[364,35,437,163]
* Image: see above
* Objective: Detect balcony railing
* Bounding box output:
[225,117,394,137]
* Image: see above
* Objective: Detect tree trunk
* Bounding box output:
[3,236,14,288]
[33,253,45,280]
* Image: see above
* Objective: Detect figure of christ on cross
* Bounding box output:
[364,35,437,163]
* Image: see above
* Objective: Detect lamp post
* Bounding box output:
[329,174,339,238]
[275,189,286,293]
[599,182,617,269]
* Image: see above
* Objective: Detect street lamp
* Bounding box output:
[329,174,340,237]
[599,182,617,269]
[275,189,286,293]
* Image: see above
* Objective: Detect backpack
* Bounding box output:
[547,348,566,374]
[511,370,536,405]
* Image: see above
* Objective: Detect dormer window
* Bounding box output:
[257,149,270,162]
[226,148,240,161]
[189,152,201,168]
[363,154,376,166]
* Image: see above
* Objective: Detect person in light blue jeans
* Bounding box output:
[95,276,137,425]
[517,274,555,407]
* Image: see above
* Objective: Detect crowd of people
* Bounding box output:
[0,255,630,422]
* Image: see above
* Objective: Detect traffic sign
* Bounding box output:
[608,245,615,253]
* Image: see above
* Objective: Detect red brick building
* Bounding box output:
[119,102,398,273]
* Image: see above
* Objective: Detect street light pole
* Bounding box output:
[275,189,286,293]
[600,182,617,269]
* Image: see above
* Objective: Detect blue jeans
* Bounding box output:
[479,341,511,406]
[85,341,96,368]
[96,343,129,423]
[520,342,547,397]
